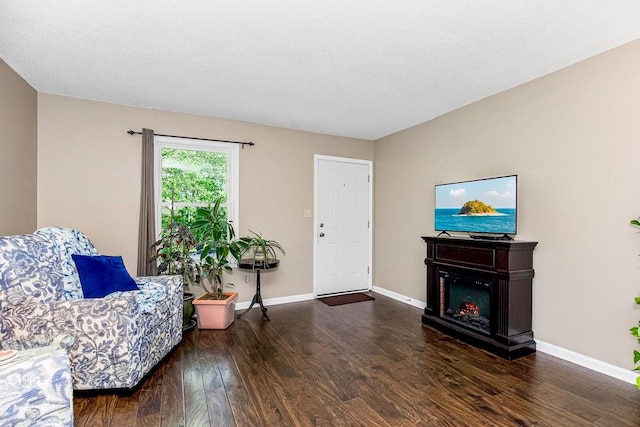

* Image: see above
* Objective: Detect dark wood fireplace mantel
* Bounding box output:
[421,236,538,359]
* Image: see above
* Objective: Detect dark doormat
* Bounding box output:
[318,293,375,306]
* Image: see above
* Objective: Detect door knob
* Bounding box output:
[319,232,325,237]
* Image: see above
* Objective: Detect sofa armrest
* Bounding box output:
[1,296,142,389]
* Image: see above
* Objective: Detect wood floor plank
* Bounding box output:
[108,394,138,427]
[184,389,210,427]
[181,330,206,396]
[73,394,109,427]
[73,293,640,426]
[134,414,162,426]
[159,357,186,427]
[226,387,262,426]
[339,396,395,427]
[199,355,225,393]
[136,380,162,418]
[204,390,234,427]
[299,355,361,402]
[216,351,249,392]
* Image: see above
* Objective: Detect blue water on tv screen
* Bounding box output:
[434,175,517,235]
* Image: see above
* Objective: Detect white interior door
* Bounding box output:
[315,155,372,296]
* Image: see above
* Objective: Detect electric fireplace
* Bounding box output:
[421,236,537,359]
[440,270,491,335]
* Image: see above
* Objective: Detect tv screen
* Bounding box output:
[434,175,517,235]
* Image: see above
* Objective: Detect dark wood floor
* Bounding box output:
[73,293,640,426]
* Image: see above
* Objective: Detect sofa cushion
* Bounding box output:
[106,281,167,310]
[0,233,65,309]
[105,281,169,328]
[72,255,139,298]
[35,227,99,300]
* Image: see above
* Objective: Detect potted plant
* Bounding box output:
[233,229,286,269]
[189,197,241,329]
[630,218,640,388]
[150,188,201,331]
[150,220,200,331]
[232,230,286,321]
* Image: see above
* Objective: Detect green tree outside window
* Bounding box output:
[160,148,229,242]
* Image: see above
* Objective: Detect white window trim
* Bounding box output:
[153,136,240,239]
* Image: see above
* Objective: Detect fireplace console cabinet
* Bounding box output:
[421,236,538,359]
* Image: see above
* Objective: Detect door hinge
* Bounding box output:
[367,266,370,274]
[368,175,370,183]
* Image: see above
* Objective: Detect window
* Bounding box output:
[154,136,239,241]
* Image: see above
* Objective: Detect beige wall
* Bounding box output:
[374,40,640,370]
[0,59,37,234]
[27,38,640,372]
[37,94,374,302]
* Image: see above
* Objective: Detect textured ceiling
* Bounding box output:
[1,1,640,140]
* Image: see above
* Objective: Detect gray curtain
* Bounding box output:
[137,128,158,276]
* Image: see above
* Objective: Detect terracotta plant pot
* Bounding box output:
[192,292,238,329]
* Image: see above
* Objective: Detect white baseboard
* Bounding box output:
[373,286,638,387]
[236,292,315,310]
[372,285,426,309]
[535,339,638,386]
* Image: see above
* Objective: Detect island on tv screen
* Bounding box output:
[434,175,517,234]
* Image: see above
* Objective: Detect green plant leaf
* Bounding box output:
[200,244,212,260]
[634,350,640,364]
[635,297,640,305]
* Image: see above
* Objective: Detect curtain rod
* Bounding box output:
[127,130,255,148]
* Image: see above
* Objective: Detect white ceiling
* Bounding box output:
[1,1,640,140]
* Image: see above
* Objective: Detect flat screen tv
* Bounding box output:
[434,175,517,237]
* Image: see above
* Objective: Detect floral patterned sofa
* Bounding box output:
[0,335,74,426]
[0,227,183,390]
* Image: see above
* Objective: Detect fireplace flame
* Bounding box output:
[459,302,480,316]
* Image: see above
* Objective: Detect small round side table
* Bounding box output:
[237,259,279,320]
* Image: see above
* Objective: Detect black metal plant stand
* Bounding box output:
[237,259,279,320]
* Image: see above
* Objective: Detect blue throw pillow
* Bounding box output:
[72,254,139,298]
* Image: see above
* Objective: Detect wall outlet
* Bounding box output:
[245,275,251,283]
[303,208,312,218]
